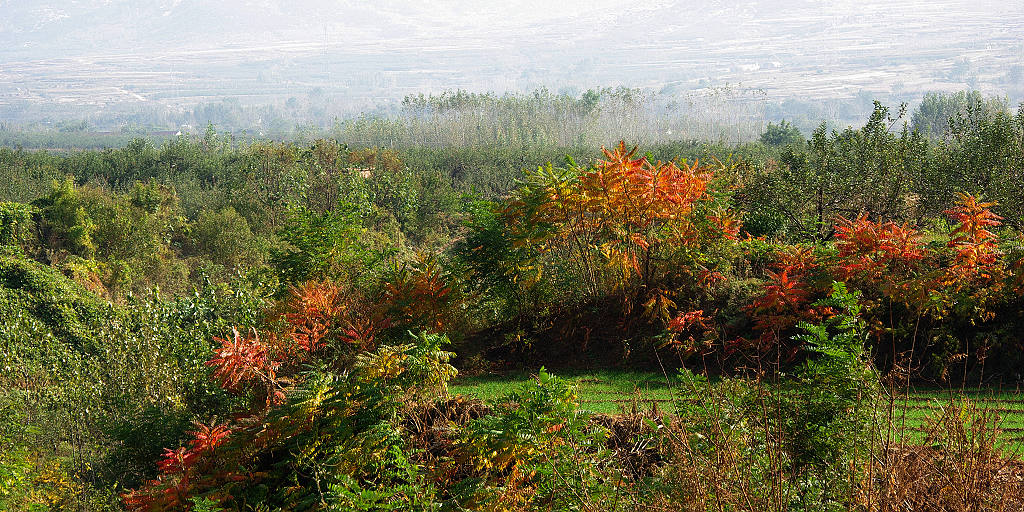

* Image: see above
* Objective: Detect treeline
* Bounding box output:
[4,87,1015,153]
[0,136,462,298]
[0,131,768,299]
[333,86,767,148]
[1,95,1022,298]
[0,85,800,149]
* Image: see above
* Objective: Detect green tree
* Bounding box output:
[759,120,805,146]
[0,202,35,253]
[746,103,927,239]
[925,103,1024,225]
[911,91,1009,139]
[34,178,97,259]
[190,207,260,270]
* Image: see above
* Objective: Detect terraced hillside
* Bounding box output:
[2,1,1022,125]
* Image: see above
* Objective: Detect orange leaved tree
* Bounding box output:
[943,193,1004,288]
[500,141,737,309]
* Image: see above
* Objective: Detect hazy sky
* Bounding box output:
[2,0,1015,55]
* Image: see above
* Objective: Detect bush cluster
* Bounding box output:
[3,93,1024,510]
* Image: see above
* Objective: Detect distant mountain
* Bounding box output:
[0,1,1022,124]
[0,0,673,56]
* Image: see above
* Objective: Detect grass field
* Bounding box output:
[452,370,1024,454]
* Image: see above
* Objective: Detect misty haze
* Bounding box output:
[2,0,1022,140]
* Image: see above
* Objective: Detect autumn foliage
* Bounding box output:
[742,245,821,352]
[285,280,344,353]
[205,328,282,406]
[497,140,740,330]
[122,422,235,511]
[739,192,1017,375]
[119,142,1024,511]
[834,214,924,279]
[943,193,1004,286]
[471,144,1023,377]
[381,254,461,334]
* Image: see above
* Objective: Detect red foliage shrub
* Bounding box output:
[668,309,710,333]
[283,281,385,356]
[124,422,236,511]
[382,255,460,334]
[189,422,232,455]
[285,281,343,353]
[746,246,820,353]
[944,193,1003,285]
[834,214,924,279]
[206,328,279,393]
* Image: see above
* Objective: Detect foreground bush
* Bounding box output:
[122,278,620,511]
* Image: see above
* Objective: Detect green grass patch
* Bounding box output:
[452,369,678,414]
[452,369,1024,452]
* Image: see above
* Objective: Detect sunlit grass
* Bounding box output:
[452,369,1024,451]
[452,369,679,414]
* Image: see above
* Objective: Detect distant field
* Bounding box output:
[452,370,1024,454]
